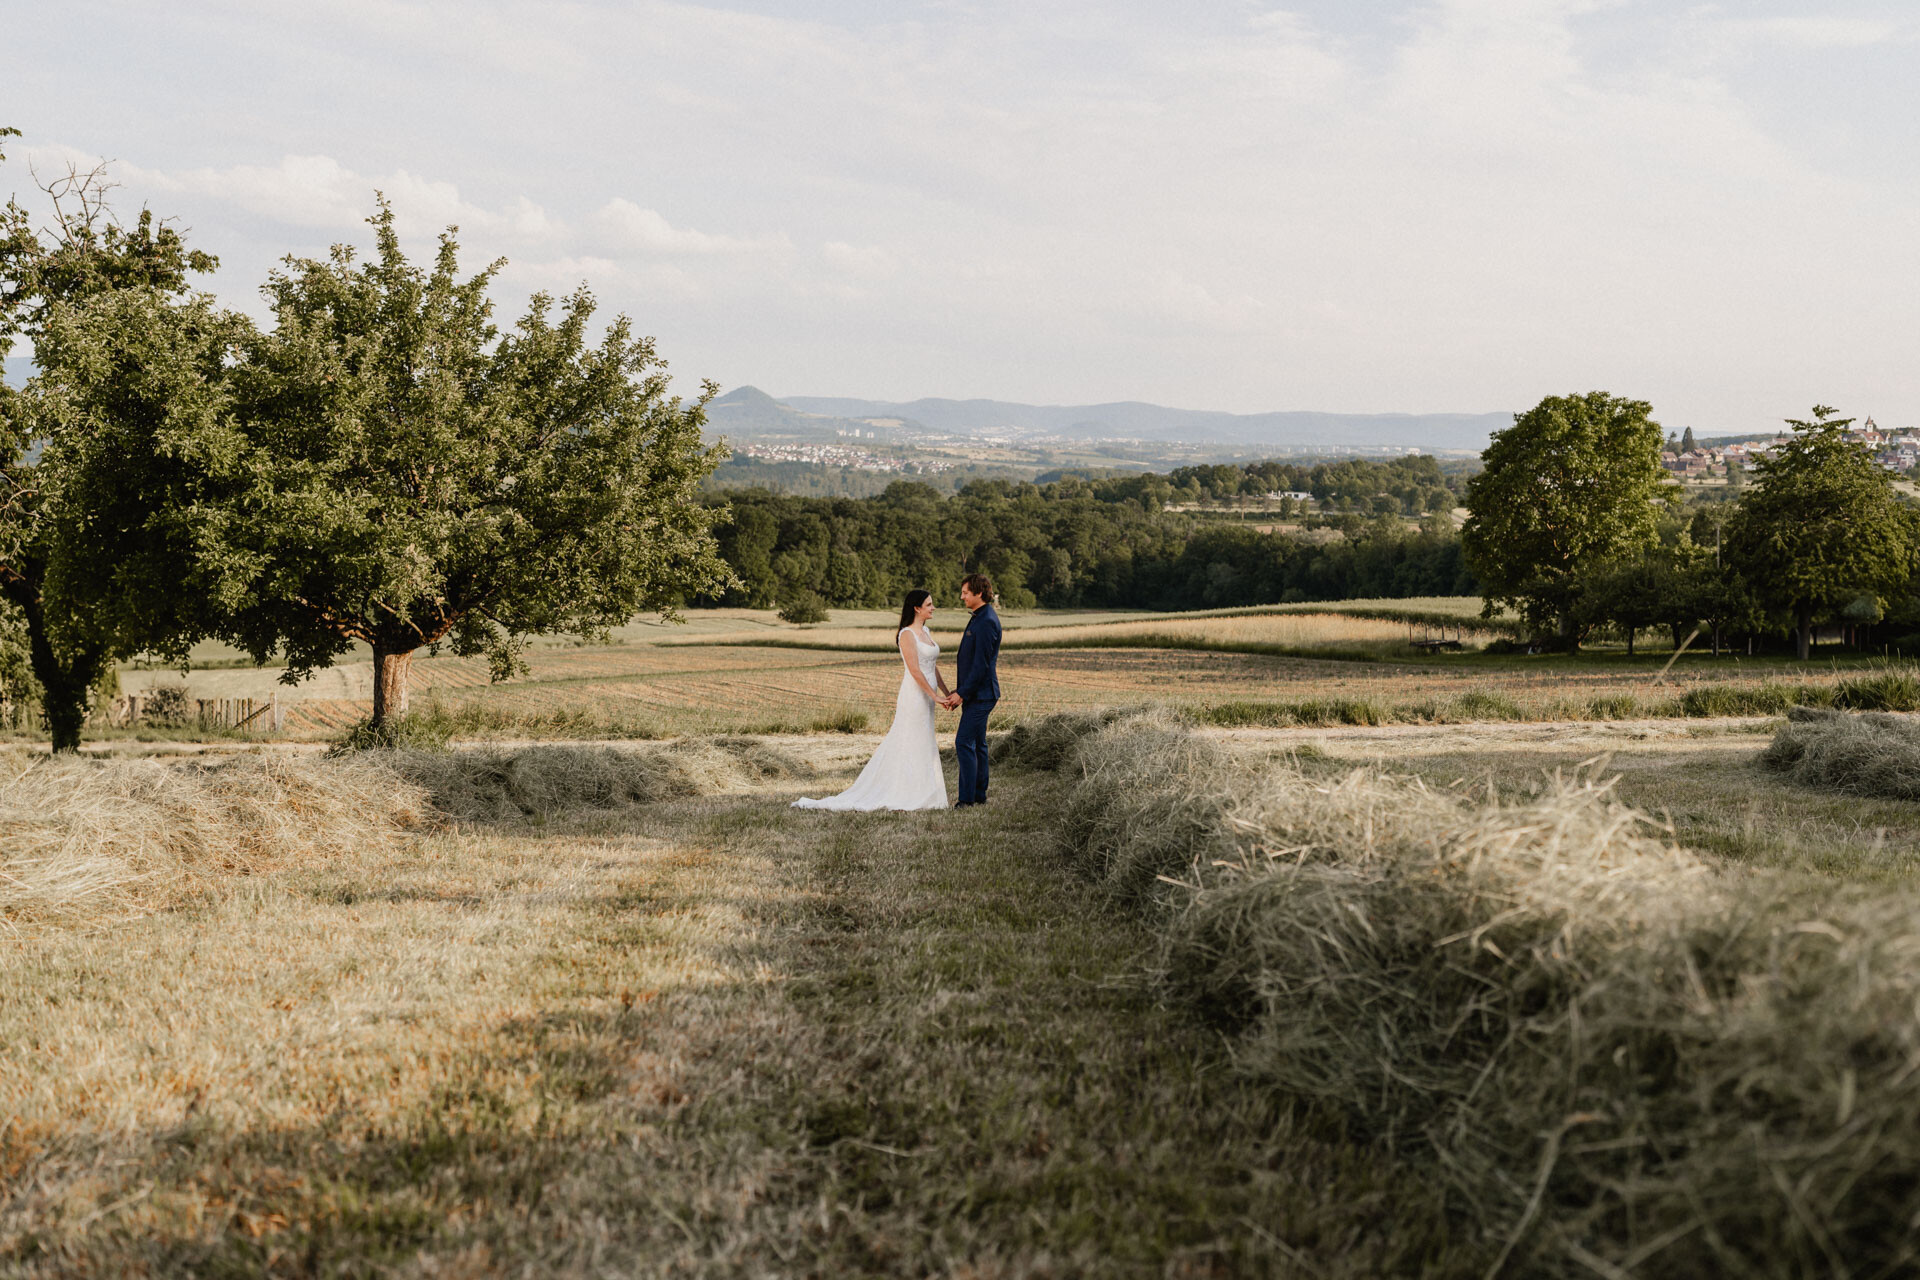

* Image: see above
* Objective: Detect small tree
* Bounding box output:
[0,132,220,750]
[78,202,735,729]
[1725,406,1915,661]
[776,586,829,625]
[1462,392,1670,645]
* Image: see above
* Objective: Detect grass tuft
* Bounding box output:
[807,709,870,734]
[1679,682,1800,717]
[1450,689,1524,721]
[1834,666,1920,712]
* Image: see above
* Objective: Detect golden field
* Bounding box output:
[83,599,1884,746]
[10,611,1920,1271]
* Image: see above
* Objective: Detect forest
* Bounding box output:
[701,455,1477,612]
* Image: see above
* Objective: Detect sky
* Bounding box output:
[3,0,1917,434]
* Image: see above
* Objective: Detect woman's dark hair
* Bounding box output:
[897,588,932,632]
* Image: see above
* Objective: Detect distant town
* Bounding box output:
[1670,419,1918,481]
[734,441,957,474]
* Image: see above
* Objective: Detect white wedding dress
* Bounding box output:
[792,627,949,812]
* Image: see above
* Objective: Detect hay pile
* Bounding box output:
[2,738,809,931]
[1031,711,1920,1276]
[0,752,431,934]
[391,738,811,822]
[1762,707,1920,800]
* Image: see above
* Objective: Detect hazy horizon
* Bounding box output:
[5,2,1917,438]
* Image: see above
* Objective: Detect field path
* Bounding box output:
[1,752,1458,1275]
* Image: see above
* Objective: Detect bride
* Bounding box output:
[792,589,952,812]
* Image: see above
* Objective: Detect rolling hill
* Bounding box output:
[775,392,1511,452]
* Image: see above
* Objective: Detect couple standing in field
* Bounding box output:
[792,573,1001,813]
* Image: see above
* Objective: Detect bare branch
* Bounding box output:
[29,155,120,244]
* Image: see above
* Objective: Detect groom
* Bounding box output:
[948,572,1001,808]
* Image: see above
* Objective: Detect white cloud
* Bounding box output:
[103,151,563,246]
[821,240,898,279]
[5,1,1916,428]
[590,198,787,256]
[1732,16,1906,49]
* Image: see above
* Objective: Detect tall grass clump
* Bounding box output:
[1199,701,1293,728]
[1290,698,1384,727]
[1450,688,1524,721]
[1197,699,1385,728]
[1040,715,1920,1275]
[1833,663,1920,712]
[1583,692,1638,719]
[336,701,662,749]
[1762,708,1920,801]
[0,754,432,934]
[1678,682,1802,717]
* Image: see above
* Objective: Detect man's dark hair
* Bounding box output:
[961,572,995,602]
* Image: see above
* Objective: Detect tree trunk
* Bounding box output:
[1796,605,1812,662]
[11,587,101,754]
[1626,628,1635,657]
[371,644,415,726]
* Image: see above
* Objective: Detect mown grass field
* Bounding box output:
[0,742,1461,1276]
[9,652,1920,1271]
[78,598,1915,747]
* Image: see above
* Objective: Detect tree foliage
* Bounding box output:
[68,202,736,726]
[1462,392,1669,641]
[0,135,218,749]
[1725,407,1916,660]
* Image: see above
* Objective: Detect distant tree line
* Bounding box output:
[702,466,1477,614]
[1160,454,1467,515]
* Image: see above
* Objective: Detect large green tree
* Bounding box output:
[1462,391,1669,642]
[0,132,220,749]
[1725,406,1915,660]
[69,201,735,729]
[34,290,254,669]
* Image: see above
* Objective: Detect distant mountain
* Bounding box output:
[2,356,32,388]
[705,385,898,442]
[778,393,1509,452]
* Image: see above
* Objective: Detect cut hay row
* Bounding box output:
[391,739,809,822]
[1762,706,1920,801]
[0,740,808,936]
[0,752,432,935]
[1002,710,1920,1277]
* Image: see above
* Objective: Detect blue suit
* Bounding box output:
[953,603,1001,806]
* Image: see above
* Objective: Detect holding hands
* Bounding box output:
[940,692,961,710]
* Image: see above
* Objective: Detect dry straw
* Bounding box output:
[1,739,809,934]
[390,738,811,822]
[1762,706,1920,801]
[0,752,431,936]
[1023,709,1920,1277]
